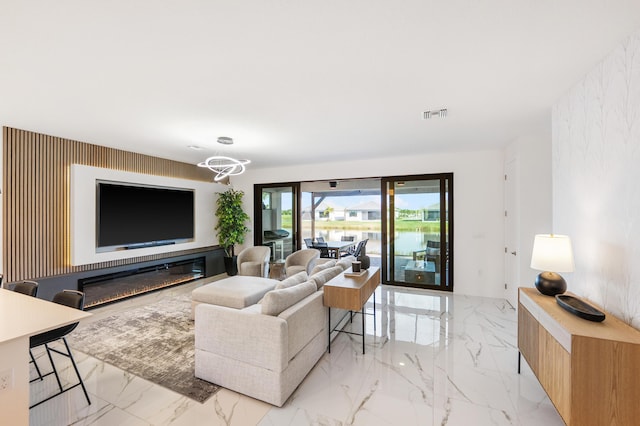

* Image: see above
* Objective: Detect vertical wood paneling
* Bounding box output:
[2,127,213,283]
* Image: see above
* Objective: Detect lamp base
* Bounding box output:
[534,271,567,296]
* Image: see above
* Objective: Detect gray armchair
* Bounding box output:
[237,246,271,277]
[285,249,320,276]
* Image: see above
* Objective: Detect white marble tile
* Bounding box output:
[499,360,564,426]
[29,283,567,426]
[433,397,517,426]
[281,352,374,421]
[258,406,343,426]
[29,389,116,426]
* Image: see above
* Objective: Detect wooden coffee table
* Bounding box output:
[323,266,380,354]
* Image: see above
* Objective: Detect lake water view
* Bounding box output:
[313,229,440,257]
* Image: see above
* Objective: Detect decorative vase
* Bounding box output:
[223,255,238,276]
[534,271,566,296]
[358,246,370,270]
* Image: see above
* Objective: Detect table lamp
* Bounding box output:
[530,234,574,296]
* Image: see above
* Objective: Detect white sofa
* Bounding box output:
[194,255,356,406]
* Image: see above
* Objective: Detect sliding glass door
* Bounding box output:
[254,175,453,292]
[382,174,453,291]
[253,183,300,261]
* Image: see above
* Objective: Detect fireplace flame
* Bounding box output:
[81,260,205,308]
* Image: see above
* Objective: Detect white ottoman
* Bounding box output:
[190,275,278,319]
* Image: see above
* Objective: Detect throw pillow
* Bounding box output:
[275,271,309,290]
[310,259,336,276]
[261,281,317,316]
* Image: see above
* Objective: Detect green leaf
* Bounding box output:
[214,189,250,257]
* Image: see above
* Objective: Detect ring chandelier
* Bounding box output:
[197,156,250,181]
[196,136,250,181]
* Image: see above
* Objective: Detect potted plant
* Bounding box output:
[215,188,250,276]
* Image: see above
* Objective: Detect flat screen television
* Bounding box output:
[97,181,195,248]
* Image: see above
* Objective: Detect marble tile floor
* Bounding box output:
[28,281,565,425]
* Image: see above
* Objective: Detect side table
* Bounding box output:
[323,267,380,354]
[269,260,286,280]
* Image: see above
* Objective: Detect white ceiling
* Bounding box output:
[1,1,640,170]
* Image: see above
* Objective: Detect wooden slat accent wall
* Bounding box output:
[2,127,214,283]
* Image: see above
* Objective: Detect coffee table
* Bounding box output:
[404,260,436,284]
[323,266,380,354]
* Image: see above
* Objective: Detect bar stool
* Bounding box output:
[10,280,43,379]
[29,290,91,409]
[11,280,39,297]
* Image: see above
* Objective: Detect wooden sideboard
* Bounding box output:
[518,287,640,425]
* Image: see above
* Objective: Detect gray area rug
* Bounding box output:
[66,293,219,403]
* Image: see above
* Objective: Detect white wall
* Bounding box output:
[232,149,506,298]
[0,123,3,283]
[553,28,640,327]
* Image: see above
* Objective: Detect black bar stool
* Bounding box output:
[29,290,91,409]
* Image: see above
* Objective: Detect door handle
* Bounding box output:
[511,251,517,256]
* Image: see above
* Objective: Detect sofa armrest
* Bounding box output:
[278,291,325,360]
[195,304,288,372]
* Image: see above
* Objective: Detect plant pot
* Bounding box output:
[223,255,238,276]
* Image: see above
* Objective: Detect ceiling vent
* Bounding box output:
[423,109,447,119]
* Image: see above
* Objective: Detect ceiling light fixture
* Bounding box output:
[423,108,448,119]
[217,136,234,145]
[198,156,251,181]
[197,137,250,181]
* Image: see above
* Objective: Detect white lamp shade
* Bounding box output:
[530,234,575,273]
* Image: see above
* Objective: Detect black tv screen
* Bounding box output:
[97,181,195,248]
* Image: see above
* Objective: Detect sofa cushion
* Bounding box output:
[191,276,278,318]
[309,265,343,290]
[310,259,336,276]
[336,256,356,270]
[241,303,263,314]
[274,271,309,290]
[261,281,317,316]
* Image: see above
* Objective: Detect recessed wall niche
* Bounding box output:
[2,126,220,283]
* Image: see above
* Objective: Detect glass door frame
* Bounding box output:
[381,173,454,291]
[253,182,301,254]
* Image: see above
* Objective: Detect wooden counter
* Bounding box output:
[0,289,91,425]
[518,287,640,425]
